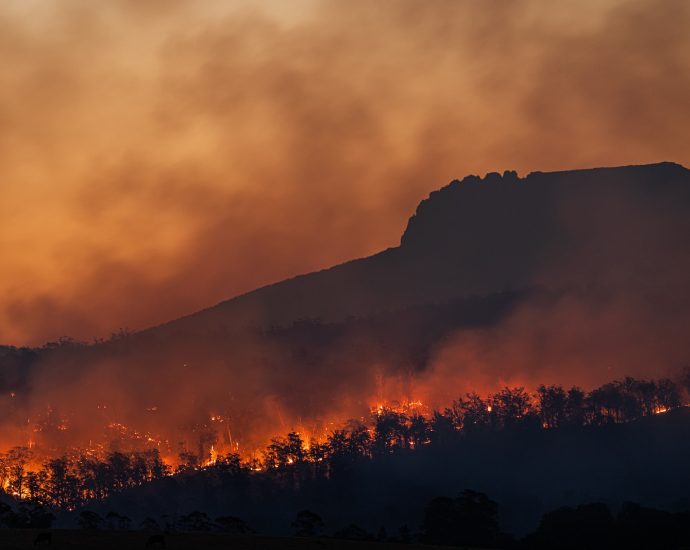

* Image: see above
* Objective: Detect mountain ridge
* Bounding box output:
[143,161,690,339]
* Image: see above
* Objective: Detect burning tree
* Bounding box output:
[0,374,685,514]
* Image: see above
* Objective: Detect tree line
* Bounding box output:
[261,374,685,476]
[0,374,687,514]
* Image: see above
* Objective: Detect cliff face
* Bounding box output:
[401,162,689,249]
[145,162,690,338]
[396,161,690,297]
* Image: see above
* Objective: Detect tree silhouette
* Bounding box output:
[106,511,131,530]
[565,386,588,426]
[530,502,615,550]
[78,510,103,530]
[655,378,681,411]
[456,393,491,432]
[20,502,55,528]
[6,447,30,498]
[292,509,324,537]
[422,490,500,547]
[139,517,160,531]
[428,410,456,446]
[177,450,199,472]
[408,413,430,448]
[537,384,568,428]
[265,431,306,469]
[333,524,373,541]
[589,383,625,423]
[178,510,213,531]
[422,496,459,545]
[216,515,254,534]
[617,502,679,550]
[373,408,408,453]
[489,387,535,429]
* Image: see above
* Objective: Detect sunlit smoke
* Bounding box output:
[2,0,690,345]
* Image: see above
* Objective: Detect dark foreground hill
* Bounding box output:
[77,408,690,537]
[0,530,453,550]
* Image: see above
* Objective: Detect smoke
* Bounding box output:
[1,0,689,463]
[415,288,690,408]
[414,170,690,405]
[1,0,689,345]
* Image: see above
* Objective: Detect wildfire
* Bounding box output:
[0,374,685,510]
[372,399,428,417]
[202,445,218,467]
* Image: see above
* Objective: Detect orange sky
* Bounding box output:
[2,0,689,346]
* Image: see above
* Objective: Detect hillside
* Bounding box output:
[1,162,689,466]
[142,162,690,338]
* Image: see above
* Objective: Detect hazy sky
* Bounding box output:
[2,0,689,345]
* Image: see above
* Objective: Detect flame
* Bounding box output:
[202,445,218,467]
[0,381,685,508]
[371,399,427,417]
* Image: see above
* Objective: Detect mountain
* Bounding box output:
[146,161,690,338]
